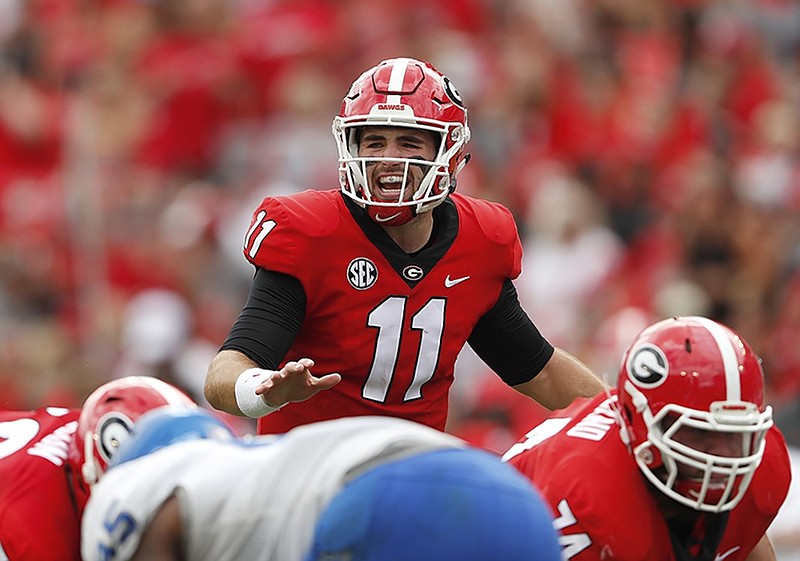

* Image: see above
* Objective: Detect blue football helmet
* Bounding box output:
[111,407,237,467]
[304,447,561,561]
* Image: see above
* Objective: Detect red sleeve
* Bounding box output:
[242,189,342,278]
[0,408,82,561]
[525,452,664,561]
[752,426,791,515]
[455,194,522,279]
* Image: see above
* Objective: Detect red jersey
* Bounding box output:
[0,407,81,561]
[243,189,522,434]
[504,392,791,561]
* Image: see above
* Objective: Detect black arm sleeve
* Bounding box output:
[220,268,306,370]
[467,278,555,386]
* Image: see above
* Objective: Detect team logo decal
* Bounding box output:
[96,413,135,462]
[627,344,669,388]
[348,257,378,290]
[442,76,465,108]
[402,265,424,282]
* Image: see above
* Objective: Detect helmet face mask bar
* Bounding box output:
[333,58,470,226]
[617,316,773,513]
[625,380,772,512]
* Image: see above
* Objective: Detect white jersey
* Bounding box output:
[81,416,465,561]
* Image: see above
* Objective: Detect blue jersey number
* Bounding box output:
[97,507,137,561]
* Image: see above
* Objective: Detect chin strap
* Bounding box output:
[624,380,649,413]
[621,380,656,459]
[81,433,98,486]
[449,154,470,193]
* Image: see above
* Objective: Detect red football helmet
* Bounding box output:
[67,376,196,510]
[333,57,471,226]
[616,316,772,513]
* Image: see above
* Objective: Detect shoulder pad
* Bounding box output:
[752,426,792,514]
[451,194,522,278]
[269,189,342,238]
[243,190,342,272]
[541,446,656,561]
[452,194,519,246]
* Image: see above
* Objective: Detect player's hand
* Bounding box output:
[254,358,341,407]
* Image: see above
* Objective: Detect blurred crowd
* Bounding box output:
[1,0,800,453]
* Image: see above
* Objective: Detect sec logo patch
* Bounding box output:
[347,258,378,290]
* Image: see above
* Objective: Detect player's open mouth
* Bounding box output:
[373,174,411,200]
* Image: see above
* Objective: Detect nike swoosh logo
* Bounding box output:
[374,211,401,223]
[715,546,740,561]
[444,275,470,288]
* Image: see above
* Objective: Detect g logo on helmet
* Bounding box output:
[96,412,135,463]
[442,76,465,109]
[627,344,669,388]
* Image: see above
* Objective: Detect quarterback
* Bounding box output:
[204,56,605,434]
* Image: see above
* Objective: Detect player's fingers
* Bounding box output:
[315,373,341,389]
[280,362,304,377]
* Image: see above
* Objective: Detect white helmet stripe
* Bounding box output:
[692,317,741,401]
[136,377,195,407]
[386,58,410,105]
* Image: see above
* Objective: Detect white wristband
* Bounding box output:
[234,368,284,418]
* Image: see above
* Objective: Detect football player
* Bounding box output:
[82,409,563,561]
[204,56,606,435]
[503,316,791,561]
[0,376,195,561]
